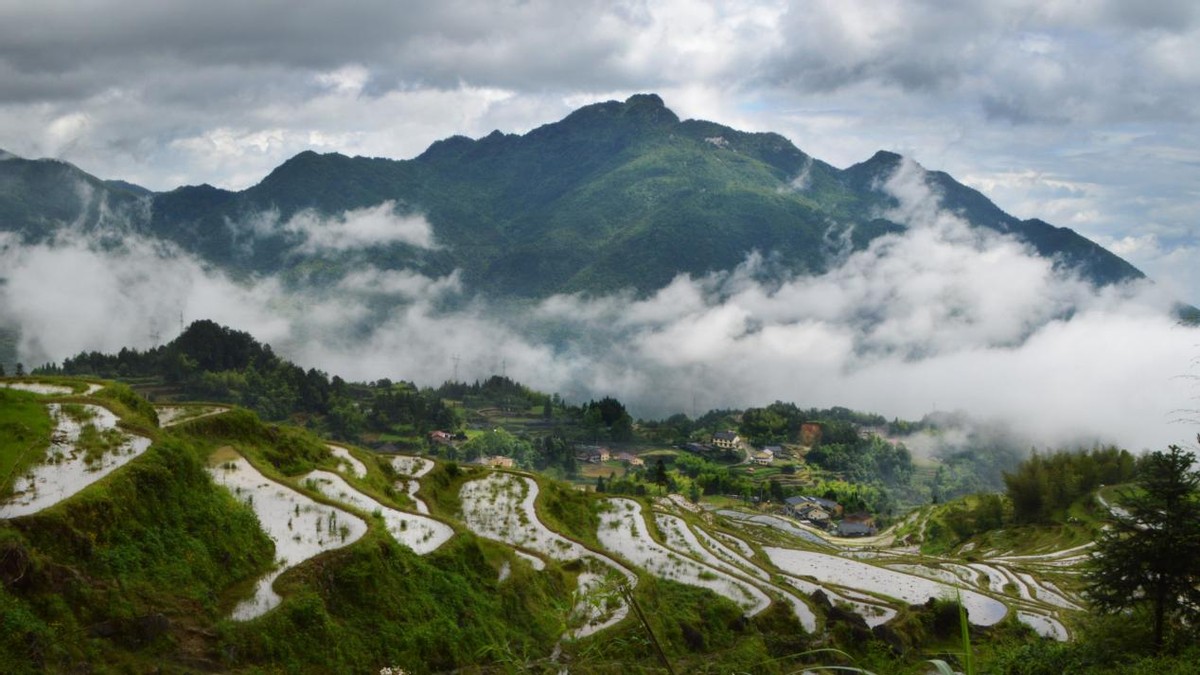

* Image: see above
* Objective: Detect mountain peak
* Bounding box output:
[554,93,680,131]
[842,150,905,190]
[625,92,665,108]
[620,92,678,124]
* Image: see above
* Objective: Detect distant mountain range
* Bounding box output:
[0,93,1145,301]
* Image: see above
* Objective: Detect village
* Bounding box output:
[423,420,881,538]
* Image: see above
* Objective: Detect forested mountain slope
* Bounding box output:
[0,94,1143,299]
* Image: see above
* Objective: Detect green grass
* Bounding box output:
[75,423,127,465]
[0,434,275,672]
[0,379,1126,673]
[0,388,53,497]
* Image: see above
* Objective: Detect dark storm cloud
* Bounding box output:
[761,0,1200,125]
[0,1,648,100]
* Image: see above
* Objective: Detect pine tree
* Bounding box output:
[653,459,668,486]
[1084,443,1200,650]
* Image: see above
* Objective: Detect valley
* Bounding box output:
[1,95,1197,673]
[0,372,1142,673]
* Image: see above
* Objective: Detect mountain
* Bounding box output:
[0,96,1145,299]
[0,152,150,243]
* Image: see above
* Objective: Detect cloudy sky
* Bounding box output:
[3,1,1200,450]
[1,0,1198,305]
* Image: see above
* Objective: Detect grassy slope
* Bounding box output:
[0,396,582,673]
[9,378,1181,673]
[0,388,52,497]
[0,434,275,672]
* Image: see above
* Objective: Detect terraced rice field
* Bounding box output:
[391,455,434,514]
[600,498,771,616]
[155,404,229,427]
[766,547,1009,625]
[208,454,368,620]
[1,377,1093,644]
[1,381,74,395]
[328,445,367,478]
[1,403,152,518]
[459,472,636,638]
[302,470,452,554]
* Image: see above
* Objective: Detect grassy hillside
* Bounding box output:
[0,383,826,672]
[0,433,274,672]
[0,388,52,497]
[7,377,1198,673]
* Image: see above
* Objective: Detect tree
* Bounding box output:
[653,459,668,486]
[1085,444,1200,651]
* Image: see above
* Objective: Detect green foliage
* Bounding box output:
[93,381,160,429]
[0,436,273,671]
[578,396,635,442]
[1005,446,1137,524]
[806,435,913,489]
[939,493,1009,543]
[460,428,533,466]
[1085,444,1200,650]
[75,422,126,464]
[534,479,600,546]
[174,408,330,476]
[0,389,52,497]
[578,575,791,673]
[533,433,578,476]
[991,611,1200,674]
[739,407,790,445]
[420,460,474,518]
[810,479,892,516]
[218,533,567,673]
[670,453,751,497]
[926,441,1026,502]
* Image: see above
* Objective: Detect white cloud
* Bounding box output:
[282,201,439,252]
[3,159,1195,453]
[0,233,290,361]
[2,1,1200,448]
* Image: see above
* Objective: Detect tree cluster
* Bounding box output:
[1003,446,1137,523]
[43,320,459,442]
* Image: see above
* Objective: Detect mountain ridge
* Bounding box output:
[0,95,1147,299]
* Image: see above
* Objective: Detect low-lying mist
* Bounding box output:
[2,159,1195,452]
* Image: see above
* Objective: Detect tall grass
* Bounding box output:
[927,592,974,675]
[0,389,52,496]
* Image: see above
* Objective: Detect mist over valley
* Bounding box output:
[1,96,1194,453]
